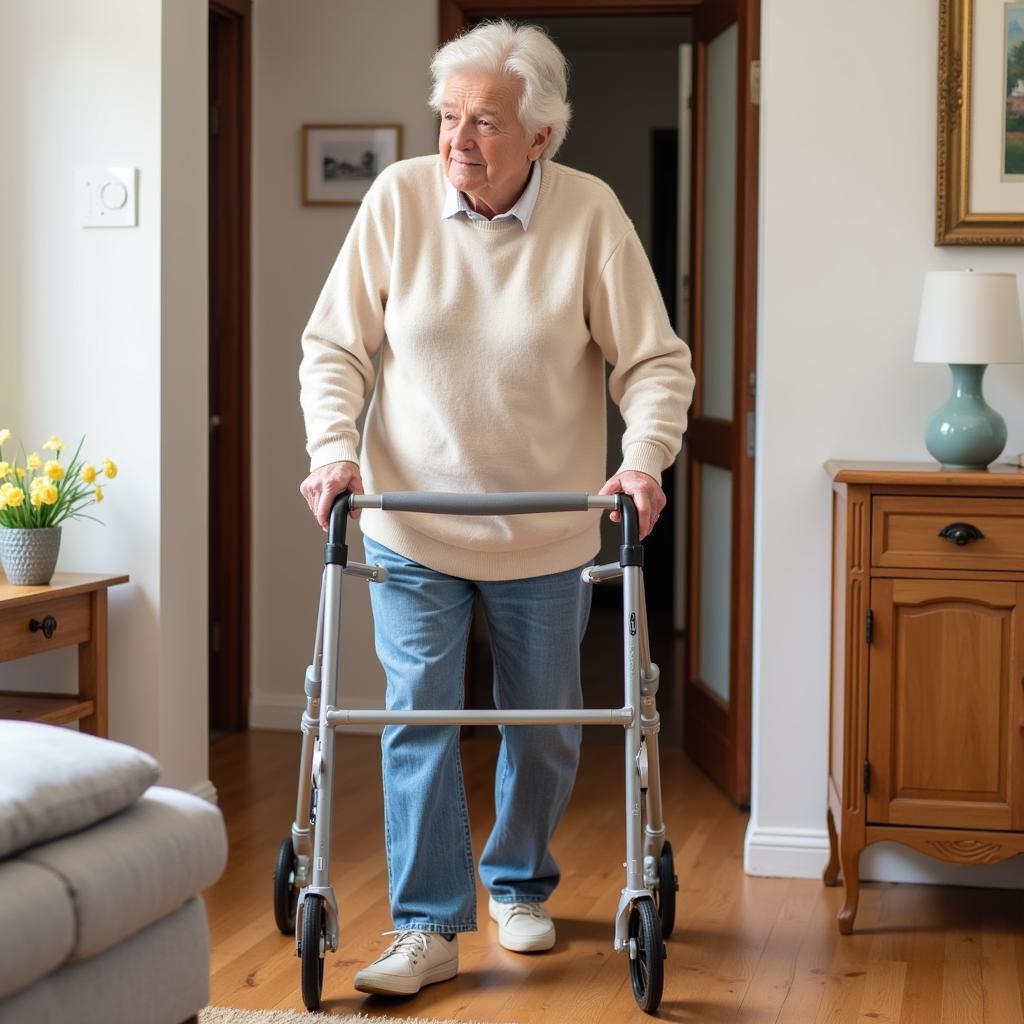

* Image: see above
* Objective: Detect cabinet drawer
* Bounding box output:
[872,497,1024,571]
[0,593,92,661]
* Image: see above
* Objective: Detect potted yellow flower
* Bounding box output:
[0,430,118,585]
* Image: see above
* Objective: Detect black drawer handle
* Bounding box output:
[29,615,58,640]
[938,522,985,547]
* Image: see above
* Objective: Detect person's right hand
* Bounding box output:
[299,461,364,532]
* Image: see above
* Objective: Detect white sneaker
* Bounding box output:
[353,930,459,995]
[488,896,556,952]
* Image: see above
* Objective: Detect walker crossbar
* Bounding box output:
[326,707,635,726]
[350,492,618,515]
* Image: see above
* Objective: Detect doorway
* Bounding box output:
[208,0,252,735]
[447,0,759,807]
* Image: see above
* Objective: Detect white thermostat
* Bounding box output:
[77,166,138,227]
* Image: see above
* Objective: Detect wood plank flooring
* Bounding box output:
[205,732,1024,1022]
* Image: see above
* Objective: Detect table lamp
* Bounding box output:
[913,269,1024,470]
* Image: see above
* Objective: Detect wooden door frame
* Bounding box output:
[684,0,757,808]
[209,0,252,731]
[441,0,701,41]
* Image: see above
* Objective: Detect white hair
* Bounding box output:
[429,20,572,161]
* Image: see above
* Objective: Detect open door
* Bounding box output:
[684,0,758,807]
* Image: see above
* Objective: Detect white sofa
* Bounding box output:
[0,722,227,1024]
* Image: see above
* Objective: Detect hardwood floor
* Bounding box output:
[205,731,1024,1022]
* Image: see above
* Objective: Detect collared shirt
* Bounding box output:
[441,159,543,230]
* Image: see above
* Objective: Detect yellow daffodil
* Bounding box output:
[44,459,64,481]
[15,467,25,480]
[39,483,57,504]
[26,452,41,470]
[81,464,97,484]
[3,487,24,507]
[0,428,9,446]
[41,436,65,452]
[94,485,104,504]
[0,462,10,478]
[102,458,118,479]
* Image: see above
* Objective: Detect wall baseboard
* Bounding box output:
[744,823,1024,889]
[249,692,384,735]
[744,825,830,879]
[190,779,219,804]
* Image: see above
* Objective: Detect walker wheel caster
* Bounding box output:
[655,840,678,938]
[273,837,299,935]
[299,895,326,1010]
[628,898,664,1013]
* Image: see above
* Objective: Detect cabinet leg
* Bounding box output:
[823,806,840,886]
[837,836,861,935]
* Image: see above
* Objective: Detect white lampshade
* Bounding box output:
[913,270,1024,364]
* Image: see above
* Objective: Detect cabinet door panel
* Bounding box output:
[867,579,1023,830]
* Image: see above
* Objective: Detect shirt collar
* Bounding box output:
[442,160,543,230]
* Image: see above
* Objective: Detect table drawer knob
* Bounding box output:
[938,522,985,546]
[29,615,58,640]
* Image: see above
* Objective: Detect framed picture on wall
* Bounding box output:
[937,0,1024,243]
[302,124,403,206]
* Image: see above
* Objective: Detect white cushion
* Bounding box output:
[0,722,160,860]
[21,787,227,961]
[0,860,75,1001]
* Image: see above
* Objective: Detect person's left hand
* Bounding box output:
[598,470,666,541]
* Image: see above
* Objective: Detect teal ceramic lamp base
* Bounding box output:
[925,363,1007,470]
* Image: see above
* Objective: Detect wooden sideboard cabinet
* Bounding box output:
[824,460,1024,934]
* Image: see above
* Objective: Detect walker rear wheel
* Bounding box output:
[299,895,326,1011]
[273,837,299,935]
[628,898,665,1013]
[655,840,678,938]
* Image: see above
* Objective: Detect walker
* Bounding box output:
[272,491,677,1014]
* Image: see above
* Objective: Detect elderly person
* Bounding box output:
[298,20,694,997]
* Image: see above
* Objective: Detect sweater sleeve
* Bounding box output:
[588,229,695,485]
[298,179,393,472]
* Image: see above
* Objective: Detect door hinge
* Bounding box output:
[863,759,871,794]
[746,410,756,458]
[750,60,761,105]
[866,608,874,645]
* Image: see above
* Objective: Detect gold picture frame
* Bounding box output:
[937,0,1024,244]
[301,124,403,206]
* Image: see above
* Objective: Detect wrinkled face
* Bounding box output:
[438,71,549,214]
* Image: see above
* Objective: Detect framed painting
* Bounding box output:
[302,124,403,206]
[937,0,1024,243]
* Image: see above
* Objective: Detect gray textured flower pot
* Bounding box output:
[0,526,62,585]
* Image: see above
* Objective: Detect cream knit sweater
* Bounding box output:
[299,155,694,580]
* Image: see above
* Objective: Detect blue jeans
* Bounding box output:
[362,536,593,933]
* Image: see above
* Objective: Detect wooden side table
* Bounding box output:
[824,460,1024,934]
[0,571,129,737]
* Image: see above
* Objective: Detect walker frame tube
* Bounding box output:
[289,490,668,966]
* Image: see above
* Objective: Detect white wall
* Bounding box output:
[249,0,438,728]
[748,0,1024,888]
[0,0,210,794]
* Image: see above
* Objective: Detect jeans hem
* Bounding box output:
[489,895,549,905]
[391,921,477,934]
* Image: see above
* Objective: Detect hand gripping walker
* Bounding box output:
[272,490,678,1014]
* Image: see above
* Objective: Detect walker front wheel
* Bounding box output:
[628,898,665,1013]
[300,895,326,1011]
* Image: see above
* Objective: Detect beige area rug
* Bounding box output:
[200,1008,507,1024]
